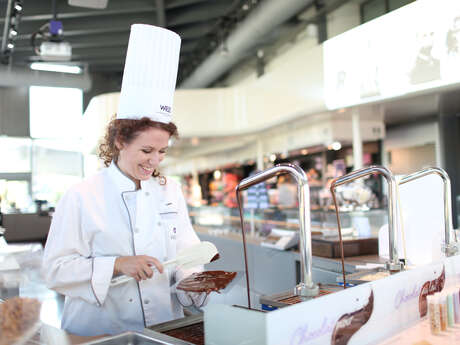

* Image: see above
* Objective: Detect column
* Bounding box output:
[256,139,264,171]
[352,107,363,170]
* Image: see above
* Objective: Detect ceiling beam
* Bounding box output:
[167,0,211,10]
[167,1,233,27]
[12,32,131,48]
[11,7,156,22]
[11,40,197,61]
[17,13,157,34]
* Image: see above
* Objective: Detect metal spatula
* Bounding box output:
[110,241,219,287]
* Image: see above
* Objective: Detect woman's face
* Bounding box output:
[116,127,170,187]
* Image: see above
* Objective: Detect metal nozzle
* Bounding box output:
[330,166,403,272]
[399,167,457,257]
[236,163,319,297]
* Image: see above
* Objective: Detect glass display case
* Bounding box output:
[189,204,387,258]
[189,205,386,235]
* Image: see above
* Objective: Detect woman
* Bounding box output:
[43,24,204,336]
[43,117,203,335]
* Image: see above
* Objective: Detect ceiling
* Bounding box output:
[0,0,317,87]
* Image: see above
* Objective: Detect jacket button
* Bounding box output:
[144,299,150,304]
[134,228,140,233]
[145,192,150,196]
[129,298,133,302]
[157,222,162,226]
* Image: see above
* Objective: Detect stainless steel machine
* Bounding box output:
[236,163,319,304]
[251,165,404,308]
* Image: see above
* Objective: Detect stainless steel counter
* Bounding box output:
[79,329,194,345]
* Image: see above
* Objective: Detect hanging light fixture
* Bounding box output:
[1,0,23,64]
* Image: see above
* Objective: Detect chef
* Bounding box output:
[43,24,205,336]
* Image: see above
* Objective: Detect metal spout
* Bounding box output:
[399,167,457,256]
[330,166,404,272]
[236,163,319,297]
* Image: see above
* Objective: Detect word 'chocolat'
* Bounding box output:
[177,270,237,294]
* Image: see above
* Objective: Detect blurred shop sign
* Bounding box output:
[323,0,460,109]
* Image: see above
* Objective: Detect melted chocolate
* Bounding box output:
[236,187,252,308]
[330,188,347,289]
[163,322,204,345]
[419,266,445,317]
[177,270,237,294]
[331,290,374,345]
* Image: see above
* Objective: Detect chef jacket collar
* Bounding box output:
[107,161,159,194]
[107,161,139,192]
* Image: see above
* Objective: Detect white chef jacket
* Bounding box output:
[42,162,201,336]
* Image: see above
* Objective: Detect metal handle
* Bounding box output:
[399,167,457,256]
[236,163,319,297]
[330,166,403,272]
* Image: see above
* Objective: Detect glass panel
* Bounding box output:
[0,137,31,173]
[388,0,414,11]
[32,140,83,206]
[362,0,386,23]
[29,86,83,139]
[0,180,32,213]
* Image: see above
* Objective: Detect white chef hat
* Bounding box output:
[117,24,181,124]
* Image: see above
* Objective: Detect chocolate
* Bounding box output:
[163,322,204,345]
[331,188,347,289]
[177,270,237,294]
[236,189,252,308]
[210,253,220,262]
[331,290,374,345]
[419,266,445,317]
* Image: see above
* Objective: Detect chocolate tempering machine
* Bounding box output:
[237,164,406,309]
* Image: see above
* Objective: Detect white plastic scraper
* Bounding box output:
[110,241,219,286]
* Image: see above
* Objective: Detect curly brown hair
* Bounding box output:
[99,117,178,181]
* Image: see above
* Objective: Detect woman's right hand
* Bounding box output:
[113,255,164,281]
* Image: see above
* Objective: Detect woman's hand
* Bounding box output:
[113,255,163,281]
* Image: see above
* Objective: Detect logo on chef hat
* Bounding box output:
[117,24,181,124]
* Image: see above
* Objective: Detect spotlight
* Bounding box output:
[9,29,18,38]
[269,154,277,162]
[213,170,222,180]
[7,42,14,50]
[14,3,23,12]
[329,142,342,151]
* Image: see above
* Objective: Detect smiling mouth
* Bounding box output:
[140,165,154,174]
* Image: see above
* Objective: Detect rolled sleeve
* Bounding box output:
[91,256,117,306]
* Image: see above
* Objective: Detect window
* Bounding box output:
[32,140,84,206]
[29,86,83,139]
[361,0,416,24]
[361,0,387,23]
[29,86,85,207]
[0,137,31,173]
